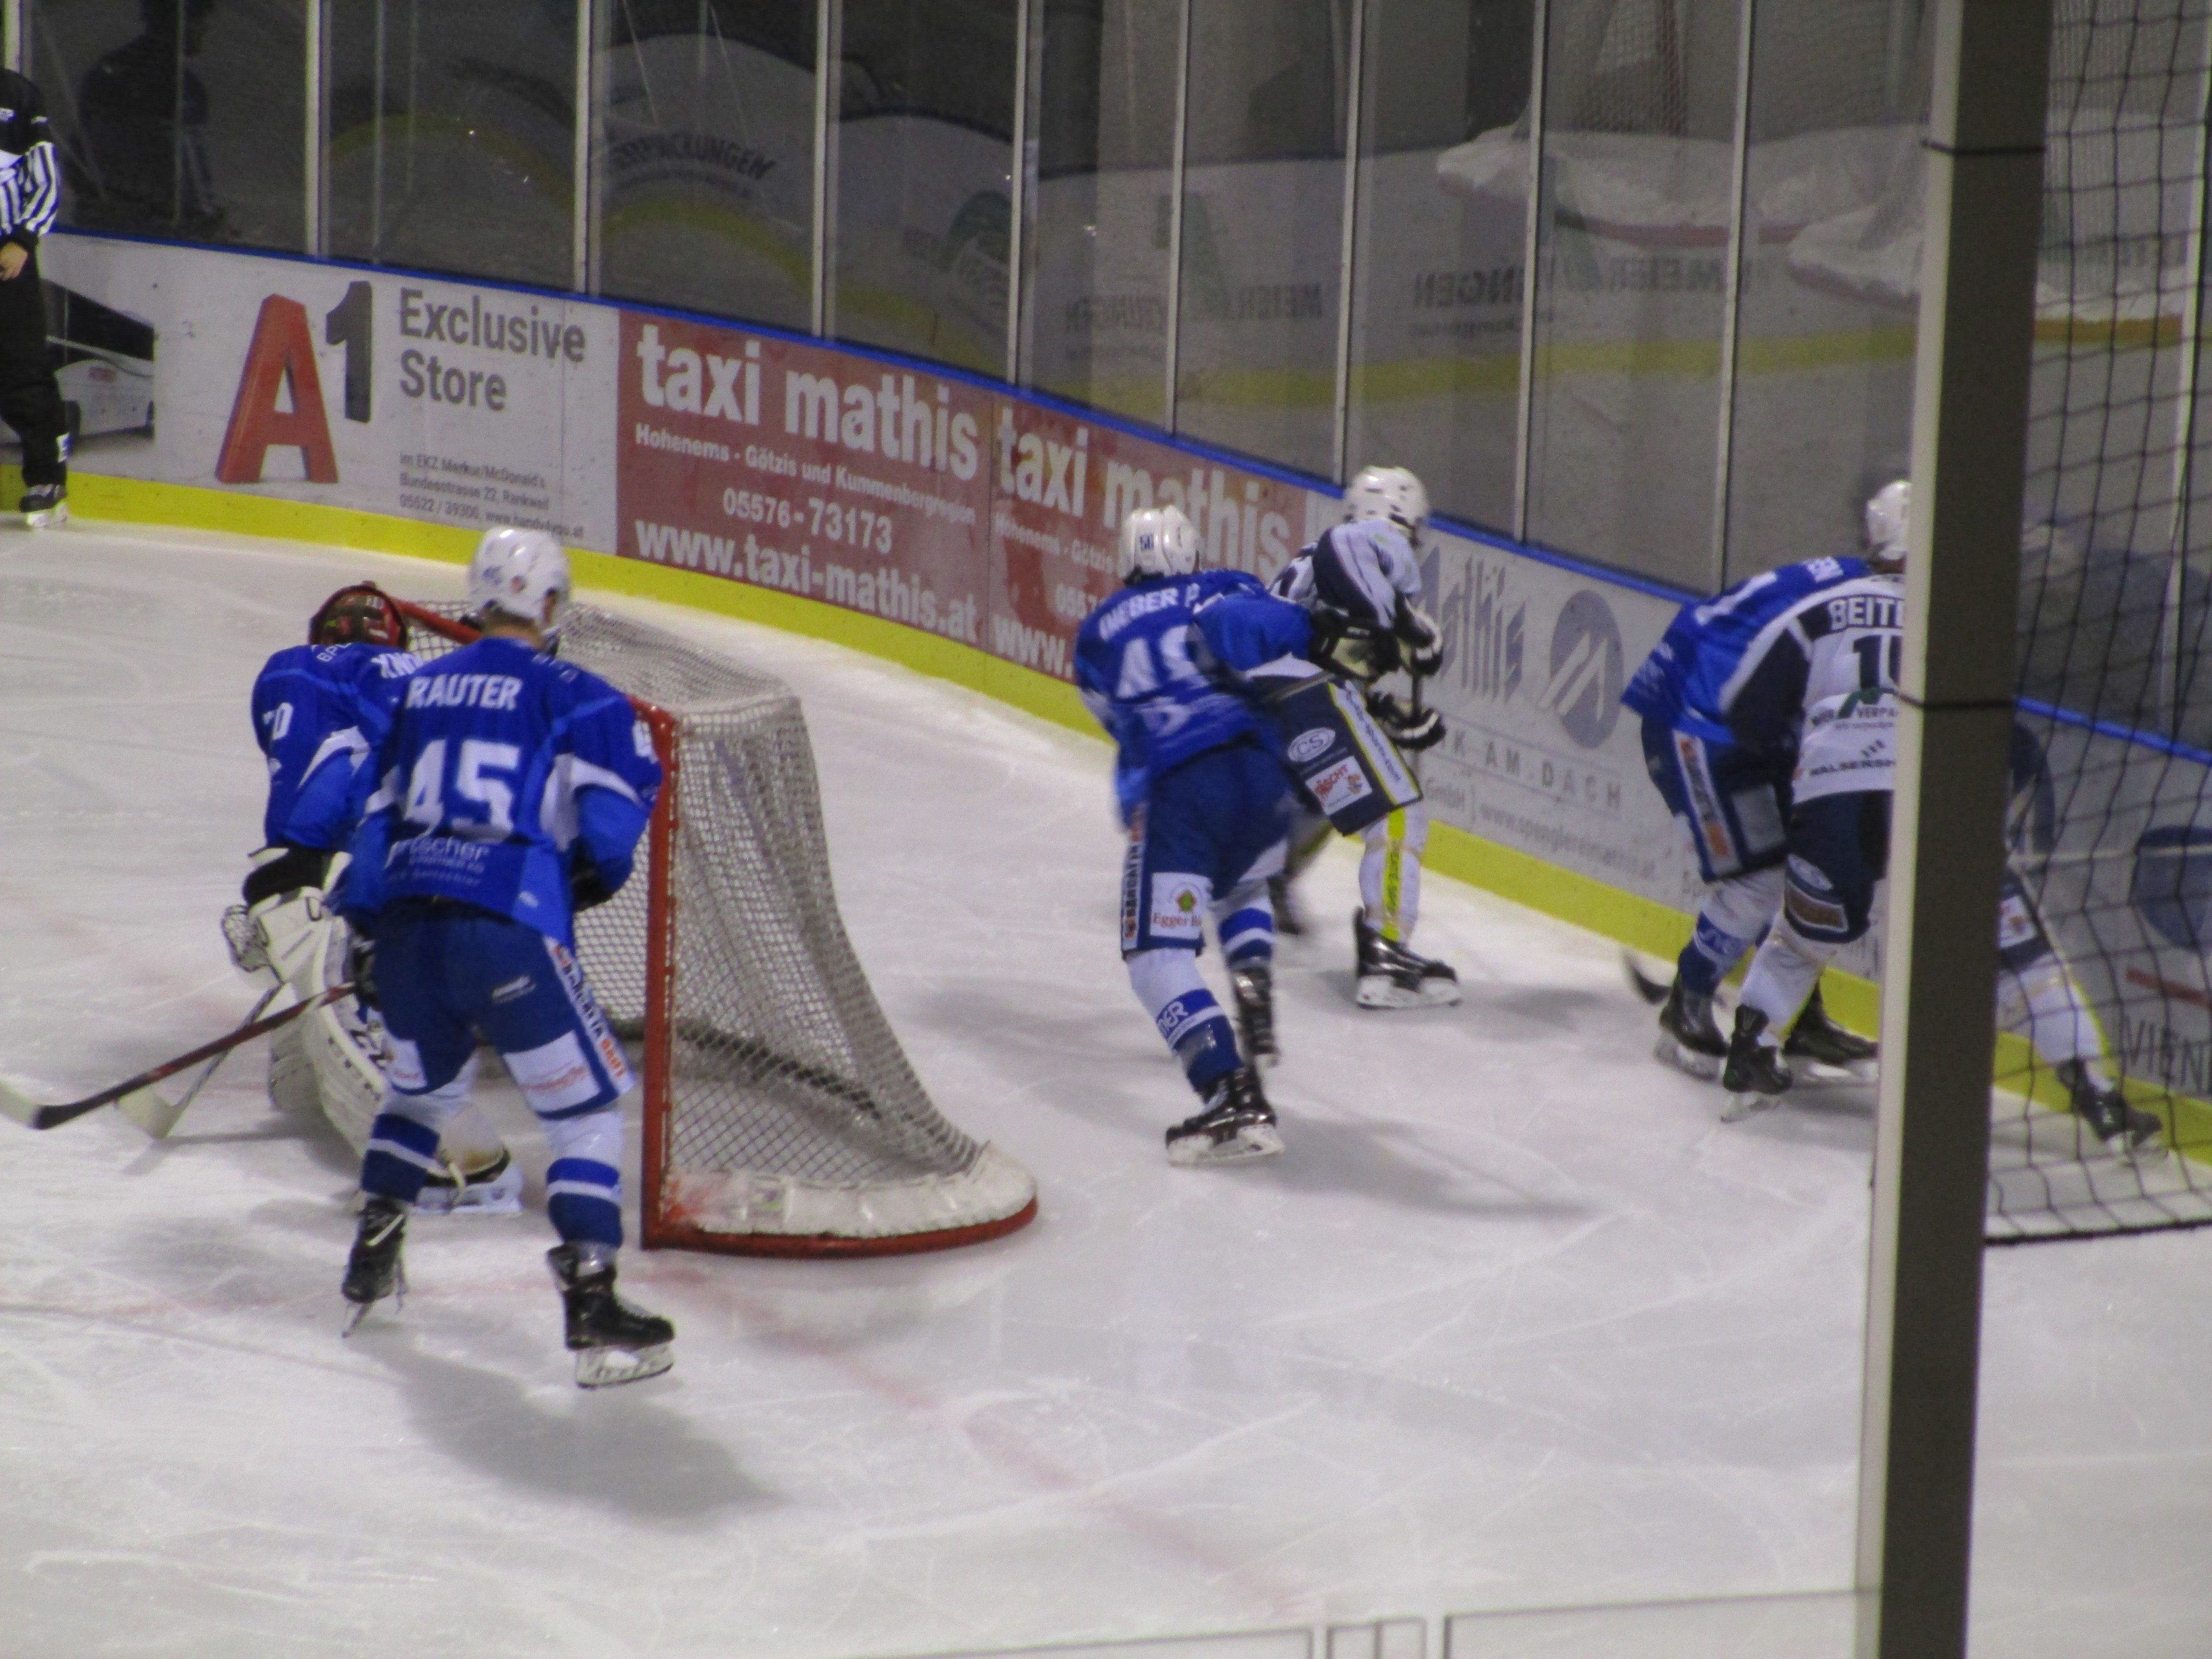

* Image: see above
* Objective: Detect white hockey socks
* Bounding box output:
[2000,959,2111,1087]
[1678,867,1785,996]
[1360,801,1429,942]
[1127,947,1242,1094]
[1738,922,1834,1044]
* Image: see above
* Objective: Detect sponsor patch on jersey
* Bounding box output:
[489,973,535,1005]
[1997,893,2040,950]
[1785,885,1848,936]
[503,1031,604,1114]
[1148,875,1206,941]
[1307,756,1374,818]
[545,938,631,1092]
[1287,727,1337,765]
[1120,818,1145,952]
[1786,854,1835,893]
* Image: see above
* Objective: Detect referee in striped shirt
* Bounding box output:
[0,68,67,526]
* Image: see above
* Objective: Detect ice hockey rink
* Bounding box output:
[3,525,2208,1659]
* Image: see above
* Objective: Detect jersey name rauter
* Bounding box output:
[406,672,525,712]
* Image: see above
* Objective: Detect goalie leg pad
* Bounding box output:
[1265,677,1420,837]
[1359,800,1429,942]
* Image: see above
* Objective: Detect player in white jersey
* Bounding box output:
[1266,465,1457,1008]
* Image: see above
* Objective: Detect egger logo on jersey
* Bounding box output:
[1149,875,1205,941]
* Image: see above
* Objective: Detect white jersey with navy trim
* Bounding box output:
[1718,573,1904,804]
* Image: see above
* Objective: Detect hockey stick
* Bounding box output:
[0,985,350,1132]
[1380,676,1424,942]
[114,983,283,1139]
[1622,950,1673,1007]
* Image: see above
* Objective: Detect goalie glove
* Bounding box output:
[347,936,379,1011]
[1395,601,1444,678]
[1365,689,1446,752]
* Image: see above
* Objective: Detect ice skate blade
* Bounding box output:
[1166,1123,1285,1166]
[1791,1057,1878,1087]
[575,1341,675,1388]
[1356,976,1460,1010]
[1719,1089,1786,1124]
[22,503,67,529]
[1654,1034,1724,1082]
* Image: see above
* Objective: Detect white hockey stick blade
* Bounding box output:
[0,1079,41,1128]
[575,1342,675,1389]
[116,1085,187,1139]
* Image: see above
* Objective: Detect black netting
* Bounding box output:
[401,602,1024,1239]
[1993,0,2212,1239]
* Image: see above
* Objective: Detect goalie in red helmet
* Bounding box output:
[221,581,520,1213]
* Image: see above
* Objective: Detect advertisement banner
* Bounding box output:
[38,235,617,548]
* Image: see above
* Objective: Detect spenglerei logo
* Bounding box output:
[1541,589,1624,749]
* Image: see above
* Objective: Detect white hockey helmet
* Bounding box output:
[468,525,572,633]
[1120,504,1201,581]
[1864,478,1910,566]
[1344,465,1430,547]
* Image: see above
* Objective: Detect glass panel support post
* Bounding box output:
[2159,18,2212,731]
[1161,0,1192,433]
[1509,0,1548,543]
[1,1,19,74]
[1006,0,1036,383]
[1853,4,2054,1658]
[572,0,595,294]
[1329,0,1367,483]
[812,0,839,336]
[307,0,327,257]
[1707,0,1756,591]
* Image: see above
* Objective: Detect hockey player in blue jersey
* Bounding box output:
[335,527,675,1385]
[1263,467,1456,1008]
[1075,505,1292,1165]
[225,585,522,1212]
[1619,488,1892,1080]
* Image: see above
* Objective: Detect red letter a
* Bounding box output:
[215,296,339,484]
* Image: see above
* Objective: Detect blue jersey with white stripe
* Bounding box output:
[1622,556,1870,743]
[1075,570,1270,813]
[251,643,421,849]
[341,636,663,946]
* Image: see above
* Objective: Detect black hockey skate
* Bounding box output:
[1353,909,1461,1009]
[19,482,66,528]
[2057,1061,2164,1159]
[341,1196,408,1334]
[1783,987,1878,1079]
[1654,977,1728,1081]
[1719,1007,1793,1122]
[1165,1067,1283,1166]
[1231,962,1279,1065]
[549,1245,676,1388]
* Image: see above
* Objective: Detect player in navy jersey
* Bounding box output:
[1262,467,1455,1008]
[225,587,523,1213]
[1075,505,1292,1165]
[335,527,675,1386]
[1621,496,1886,1080]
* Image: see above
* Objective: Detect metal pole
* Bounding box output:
[1853,3,2053,1657]
[572,0,594,293]
[305,0,325,257]
[1162,0,1193,432]
[2158,22,2212,731]
[811,0,837,336]
[1004,0,1033,383]
[1707,0,1756,589]
[1329,0,1368,482]
[2,0,22,75]
[1510,0,1549,542]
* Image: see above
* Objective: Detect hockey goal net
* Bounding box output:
[388,595,1038,1256]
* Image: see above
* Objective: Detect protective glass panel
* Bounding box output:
[1522,0,1739,589]
[31,0,306,251]
[1345,0,1535,532]
[1173,0,1348,477]
[1719,0,1921,584]
[596,0,817,332]
[1021,0,1181,426]
[325,0,576,289]
[831,0,1017,375]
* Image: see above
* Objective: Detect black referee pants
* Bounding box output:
[0,246,66,487]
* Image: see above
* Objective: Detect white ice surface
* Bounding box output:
[0,525,2206,1659]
